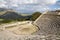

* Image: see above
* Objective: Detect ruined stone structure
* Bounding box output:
[34,11,60,35]
[0,10,60,40]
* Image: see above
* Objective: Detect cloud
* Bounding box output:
[40,0,57,4]
[0,0,59,13]
[0,4,5,7]
[0,0,58,8]
[3,0,57,5]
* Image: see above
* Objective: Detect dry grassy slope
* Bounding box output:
[34,11,60,35]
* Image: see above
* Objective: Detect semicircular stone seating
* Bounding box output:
[34,11,60,36]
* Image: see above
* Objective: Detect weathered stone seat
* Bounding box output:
[34,11,60,35]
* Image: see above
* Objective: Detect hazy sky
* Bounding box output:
[0,0,60,13]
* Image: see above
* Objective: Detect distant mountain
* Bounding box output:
[0,9,31,20]
[0,8,42,21]
[0,8,7,11]
[0,11,23,19]
[0,8,12,12]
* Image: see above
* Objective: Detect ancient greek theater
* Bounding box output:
[0,11,60,40]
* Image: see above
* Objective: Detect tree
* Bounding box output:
[30,12,42,21]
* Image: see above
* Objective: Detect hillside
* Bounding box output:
[0,8,31,24]
[0,8,42,24]
[0,11,23,19]
[0,10,31,20]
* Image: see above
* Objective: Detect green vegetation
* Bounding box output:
[0,19,13,24]
[30,12,41,21]
[0,9,42,24]
[56,10,60,12]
